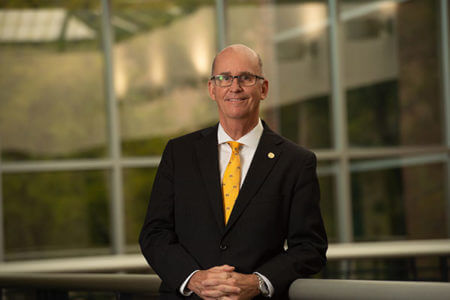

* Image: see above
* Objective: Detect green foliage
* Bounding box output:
[279,80,400,150]
[347,80,400,147]
[4,170,110,258]
[279,101,299,144]
[122,136,170,157]
[2,132,175,258]
[317,174,336,242]
[123,168,158,246]
[2,145,107,162]
[280,95,331,149]
[351,168,406,241]
[0,0,98,9]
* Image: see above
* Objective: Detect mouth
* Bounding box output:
[225,97,248,102]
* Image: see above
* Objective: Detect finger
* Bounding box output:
[202,278,229,286]
[211,265,235,272]
[219,264,235,269]
[200,289,224,298]
[203,277,236,285]
[201,287,239,299]
[203,271,232,281]
[200,287,237,298]
[202,274,228,284]
[201,281,241,294]
[218,284,240,294]
[202,276,239,288]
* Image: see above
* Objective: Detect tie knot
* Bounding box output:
[227,141,242,154]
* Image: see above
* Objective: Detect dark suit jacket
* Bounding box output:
[139,122,327,299]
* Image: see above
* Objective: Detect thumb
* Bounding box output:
[218,264,235,272]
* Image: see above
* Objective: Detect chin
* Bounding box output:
[227,113,253,121]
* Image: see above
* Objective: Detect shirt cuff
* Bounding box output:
[254,272,274,297]
[179,270,199,296]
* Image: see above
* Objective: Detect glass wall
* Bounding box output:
[341,0,448,242]
[0,0,449,271]
[0,0,109,260]
[0,2,106,161]
[113,0,217,157]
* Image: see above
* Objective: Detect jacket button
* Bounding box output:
[219,244,228,250]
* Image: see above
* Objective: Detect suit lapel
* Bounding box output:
[195,124,225,233]
[225,125,283,233]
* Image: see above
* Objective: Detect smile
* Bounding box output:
[225,97,248,102]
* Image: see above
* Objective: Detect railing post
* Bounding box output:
[100,0,125,255]
[328,0,353,244]
[215,0,227,50]
[328,0,353,278]
[0,130,4,262]
[439,0,450,241]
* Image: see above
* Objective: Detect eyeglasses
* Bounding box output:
[210,73,264,87]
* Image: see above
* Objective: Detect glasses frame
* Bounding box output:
[210,73,265,87]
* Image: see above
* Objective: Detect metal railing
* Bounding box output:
[0,239,449,299]
[1,273,450,300]
[0,239,449,273]
[0,273,160,293]
[289,278,450,300]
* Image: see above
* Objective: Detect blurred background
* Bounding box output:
[0,0,449,283]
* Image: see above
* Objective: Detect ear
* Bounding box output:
[208,80,216,101]
[260,79,269,100]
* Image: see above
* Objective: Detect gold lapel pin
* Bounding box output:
[268,152,275,159]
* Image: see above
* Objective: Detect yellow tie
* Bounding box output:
[222,141,242,224]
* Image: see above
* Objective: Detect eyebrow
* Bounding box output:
[217,71,254,76]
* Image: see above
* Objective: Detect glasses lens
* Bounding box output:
[213,74,260,87]
[239,74,256,86]
[215,75,232,87]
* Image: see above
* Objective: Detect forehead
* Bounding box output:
[213,48,260,75]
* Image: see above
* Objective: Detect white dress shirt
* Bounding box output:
[180,119,274,297]
[217,119,263,186]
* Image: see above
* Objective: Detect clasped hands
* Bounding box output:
[187,264,260,300]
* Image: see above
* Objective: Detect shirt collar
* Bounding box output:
[217,119,263,149]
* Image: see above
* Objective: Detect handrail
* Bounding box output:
[289,279,450,300]
[1,274,449,299]
[0,273,161,293]
[0,239,448,273]
[327,239,450,259]
[0,254,149,273]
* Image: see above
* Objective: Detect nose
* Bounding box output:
[229,76,243,92]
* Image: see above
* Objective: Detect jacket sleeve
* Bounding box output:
[139,140,201,292]
[255,152,328,296]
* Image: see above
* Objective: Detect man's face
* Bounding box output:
[208,48,268,124]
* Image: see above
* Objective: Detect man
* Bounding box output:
[140,44,327,299]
